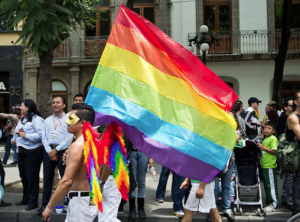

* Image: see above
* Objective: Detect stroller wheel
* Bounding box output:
[257,208,266,217]
[234,206,242,215]
[233,207,237,215]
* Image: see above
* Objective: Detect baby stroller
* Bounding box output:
[233,139,265,216]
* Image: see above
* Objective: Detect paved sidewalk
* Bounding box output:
[0,142,293,221]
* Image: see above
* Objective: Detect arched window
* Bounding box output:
[52,81,67,91]
[219,76,239,95]
[84,80,92,98]
[282,81,300,98]
[52,80,68,112]
[225,82,234,89]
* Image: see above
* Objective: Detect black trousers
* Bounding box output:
[0,159,5,187]
[18,147,44,207]
[41,149,66,206]
[293,168,300,213]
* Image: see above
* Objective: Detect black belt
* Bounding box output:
[68,191,90,199]
[18,146,43,153]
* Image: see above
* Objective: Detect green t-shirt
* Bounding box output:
[260,135,278,169]
[190,179,214,183]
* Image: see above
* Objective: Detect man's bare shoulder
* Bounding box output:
[68,136,84,161]
[288,113,299,124]
[287,113,300,130]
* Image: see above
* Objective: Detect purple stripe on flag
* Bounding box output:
[94,112,220,183]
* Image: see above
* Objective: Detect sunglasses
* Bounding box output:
[288,103,294,107]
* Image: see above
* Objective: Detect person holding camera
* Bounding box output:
[0,107,21,166]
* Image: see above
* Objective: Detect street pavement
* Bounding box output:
[0,141,293,222]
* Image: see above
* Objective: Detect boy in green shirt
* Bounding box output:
[257,121,279,212]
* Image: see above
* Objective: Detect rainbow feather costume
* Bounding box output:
[99,122,129,201]
[82,122,129,213]
[83,122,104,212]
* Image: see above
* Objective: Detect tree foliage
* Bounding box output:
[275,0,284,18]
[0,0,97,55]
[0,0,99,117]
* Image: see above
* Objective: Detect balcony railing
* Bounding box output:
[275,29,300,52]
[25,29,300,64]
[53,39,70,61]
[79,36,109,60]
[240,30,269,53]
[188,29,300,55]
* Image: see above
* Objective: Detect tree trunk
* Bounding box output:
[272,0,292,108]
[38,50,54,118]
[127,0,134,10]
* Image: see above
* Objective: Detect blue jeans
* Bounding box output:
[129,151,148,198]
[282,173,293,206]
[2,135,13,164]
[214,162,235,213]
[156,166,170,199]
[216,179,235,197]
[156,166,187,211]
[12,145,18,162]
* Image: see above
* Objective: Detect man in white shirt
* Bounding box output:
[37,95,72,215]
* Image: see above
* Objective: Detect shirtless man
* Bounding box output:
[42,103,111,221]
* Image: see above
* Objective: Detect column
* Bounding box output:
[267,0,275,52]
[70,66,80,110]
[195,0,203,56]
[232,0,241,54]
[27,68,38,102]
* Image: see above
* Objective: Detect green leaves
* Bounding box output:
[0,0,97,56]
[275,0,284,19]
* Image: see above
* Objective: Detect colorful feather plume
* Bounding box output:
[99,122,129,201]
[82,121,129,213]
[82,122,103,212]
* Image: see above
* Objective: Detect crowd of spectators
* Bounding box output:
[1,92,300,222]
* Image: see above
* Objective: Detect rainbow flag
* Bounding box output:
[255,108,260,119]
[85,4,238,182]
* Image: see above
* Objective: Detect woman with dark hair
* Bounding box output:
[232,101,246,135]
[0,107,21,166]
[267,110,279,123]
[11,99,44,210]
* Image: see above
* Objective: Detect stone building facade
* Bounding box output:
[23,0,172,112]
[22,0,300,115]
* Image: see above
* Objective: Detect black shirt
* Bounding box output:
[277,112,288,138]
